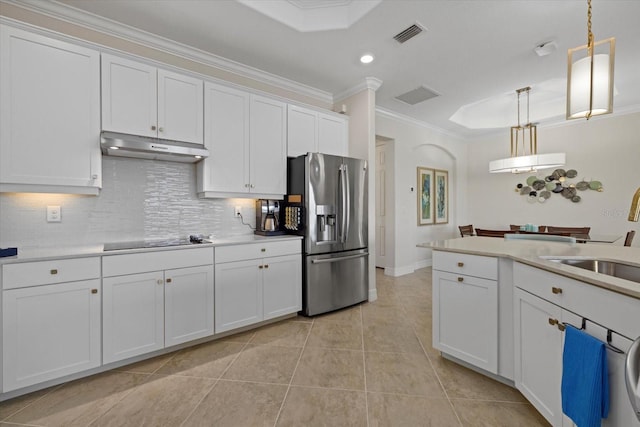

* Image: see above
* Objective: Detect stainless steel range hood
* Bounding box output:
[101,132,209,163]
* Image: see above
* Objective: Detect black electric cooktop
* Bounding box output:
[103,236,208,251]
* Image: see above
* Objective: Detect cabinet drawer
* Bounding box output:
[103,247,213,277]
[2,257,100,289]
[215,239,301,264]
[514,262,640,340]
[433,251,497,280]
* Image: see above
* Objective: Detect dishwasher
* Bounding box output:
[627,336,640,422]
[562,310,640,427]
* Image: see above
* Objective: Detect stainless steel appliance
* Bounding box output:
[287,153,368,316]
[255,199,284,236]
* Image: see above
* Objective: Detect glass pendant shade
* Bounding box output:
[567,38,615,119]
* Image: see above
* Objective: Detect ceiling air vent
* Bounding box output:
[395,86,440,106]
[393,22,426,44]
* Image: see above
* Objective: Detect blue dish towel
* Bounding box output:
[561,324,610,427]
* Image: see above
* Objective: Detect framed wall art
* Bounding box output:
[434,169,449,224]
[417,167,434,225]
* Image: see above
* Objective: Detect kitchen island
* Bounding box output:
[419,236,640,427]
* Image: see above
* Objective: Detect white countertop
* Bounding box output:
[0,235,302,265]
[419,236,640,300]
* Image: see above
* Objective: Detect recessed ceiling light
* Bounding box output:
[360,53,375,64]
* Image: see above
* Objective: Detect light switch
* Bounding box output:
[47,206,61,222]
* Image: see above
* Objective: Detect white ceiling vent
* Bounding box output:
[393,22,426,43]
[395,86,440,105]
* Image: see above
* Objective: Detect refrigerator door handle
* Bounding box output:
[339,164,350,243]
[311,252,369,264]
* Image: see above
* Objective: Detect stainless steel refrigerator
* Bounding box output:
[287,153,368,316]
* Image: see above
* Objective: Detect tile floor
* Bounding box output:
[0,267,550,426]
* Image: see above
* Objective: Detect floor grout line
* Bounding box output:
[271,316,314,427]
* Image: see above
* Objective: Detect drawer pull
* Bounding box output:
[457,262,464,267]
[552,287,563,295]
[457,277,464,282]
[50,269,58,275]
[261,248,266,252]
[557,323,566,332]
[548,318,558,326]
[91,289,98,294]
[166,278,172,283]
[264,264,269,269]
[259,265,263,269]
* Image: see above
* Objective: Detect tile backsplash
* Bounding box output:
[0,157,258,248]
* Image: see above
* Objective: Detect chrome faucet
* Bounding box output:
[630,187,640,222]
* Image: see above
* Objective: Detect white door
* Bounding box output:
[375,143,387,268]
[198,82,250,194]
[318,112,348,156]
[263,254,302,320]
[0,26,101,191]
[164,265,214,347]
[249,95,287,196]
[101,53,157,137]
[215,259,263,333]
[157,69,203,144]
[433,270,498,373]
[287,104,317,157]
[2,280,101,392]
[514,288,563,426]
[103,272,165,364]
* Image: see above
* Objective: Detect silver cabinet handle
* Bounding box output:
[626,336,640,421]
[311,252,368,264]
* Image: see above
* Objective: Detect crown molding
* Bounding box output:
[2,0,333,104]
[376,107,464,141]
[334,77,383,103]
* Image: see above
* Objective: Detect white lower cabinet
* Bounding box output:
[102,248,214,364]
[513,262,640,427]
[432,251,498,373]
[215,240,302,333]
[2,279,101,392]
[514,288,564,426]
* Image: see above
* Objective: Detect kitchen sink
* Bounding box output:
[544,258,640,284]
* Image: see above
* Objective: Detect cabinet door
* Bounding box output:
[157,69,203,144]
[164,265,214,347]
[432,270,498,373]
[318,112,348,156]
[263,254,302,320]
[287,104,317,157]
[103,272,164,364]
[215,259,263,333]
[250,95,287,196]
[198,82,250,194]
[0,25,101,193]
[101,53,157,137]
[2,280,101,392]
[514,288,563,426]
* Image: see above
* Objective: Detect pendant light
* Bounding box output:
[489,87,566,174]
[566,0,615,120]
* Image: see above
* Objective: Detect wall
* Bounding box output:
[375,112,469,275]
[0,157,257,249]
[341,83,379,300]
[466,112,639,247]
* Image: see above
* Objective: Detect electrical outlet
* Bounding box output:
[47,206,61,222]
[234,206,242,217]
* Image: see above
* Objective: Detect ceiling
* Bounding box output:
[54,0,640,139]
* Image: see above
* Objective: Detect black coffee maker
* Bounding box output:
[254,199,284,236]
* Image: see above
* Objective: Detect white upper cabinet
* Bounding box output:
[101,53,203,144]
[287,104,348,157]
[198,82,286,198]
[0,25,101,195]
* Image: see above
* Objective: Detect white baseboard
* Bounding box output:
[368,287,378,302]
[384,265,416,277]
